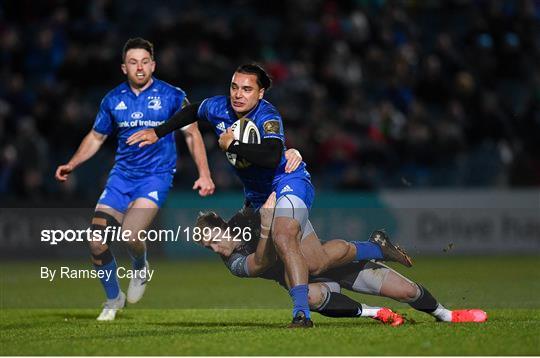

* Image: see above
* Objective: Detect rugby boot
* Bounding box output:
[97,291,126,321]
[369,230,413,267]
[373,308,404,327]
[127,261,150,304]
[287,311,314,328]
[451,309,488,323]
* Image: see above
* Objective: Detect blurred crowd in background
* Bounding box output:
[1,0,539,203]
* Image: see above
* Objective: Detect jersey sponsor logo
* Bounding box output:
[118,119,164,128]
[263,120,280,134]
[216,122,226,132]
[115,101,127,110]
[280,185,293,194]
[148,97,162,110]
[131,112,144,119]
[148,191,159,201]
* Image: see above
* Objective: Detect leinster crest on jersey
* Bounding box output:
[148,97,162,110]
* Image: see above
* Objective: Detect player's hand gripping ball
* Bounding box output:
[225,118,260,169]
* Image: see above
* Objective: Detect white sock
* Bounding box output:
[431,303,452,322]
[360,304,382,317]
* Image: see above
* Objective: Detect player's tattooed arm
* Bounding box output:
[246,192,278,276]
[55,130,107,182]
[126,102,202,147]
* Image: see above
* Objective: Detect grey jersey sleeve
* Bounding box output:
[225,252,250,278]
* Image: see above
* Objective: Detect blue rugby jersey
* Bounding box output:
[93,78,186,177]
[197,95,311,207]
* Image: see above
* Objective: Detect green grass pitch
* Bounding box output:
[1,256,539,355]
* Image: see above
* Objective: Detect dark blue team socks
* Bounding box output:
[352,241,383,261]
[94,259,120,300]
[132,251,147,270]
[289,284,311,319]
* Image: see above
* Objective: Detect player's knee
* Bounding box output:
[126,239,146,254]
[91,212,121,234]
[89,211,121,255]
[396,282,421,302]
[92,211,121,227]
[88,240,108,256]
[344,242,356,260]
[333,240,353,263]
[272,231,297,252]
[273,221,299,237]
[91,246,114,266]
[273,221,300,250]
[407,283,422,301]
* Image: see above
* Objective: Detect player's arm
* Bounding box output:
[55,130,107,182]
[222,193,278,278]
[126,102,201,147]
[224,240,275,278]
[245,192,278,276]
[218,128,283,169]
[181,122,215,196]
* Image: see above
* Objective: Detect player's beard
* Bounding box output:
[128,72,151,89]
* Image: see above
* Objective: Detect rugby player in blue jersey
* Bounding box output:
[55,38,215,321]
[127,64,394,327]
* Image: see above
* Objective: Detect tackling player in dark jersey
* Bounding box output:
[195,193,488,324]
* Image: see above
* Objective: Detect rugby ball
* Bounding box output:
[226,118,260,169]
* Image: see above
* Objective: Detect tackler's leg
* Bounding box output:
[342,261,487,323]
[309,282,404,326]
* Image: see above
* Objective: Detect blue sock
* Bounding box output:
[131,250,147,270]
[352,241,383,261]
[93,259,120,300]
[289,284,310,319]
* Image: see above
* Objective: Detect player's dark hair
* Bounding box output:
[235,63,272,90]
[196,211,227,230]
[122,37,154,62]
[227,208,260,243]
